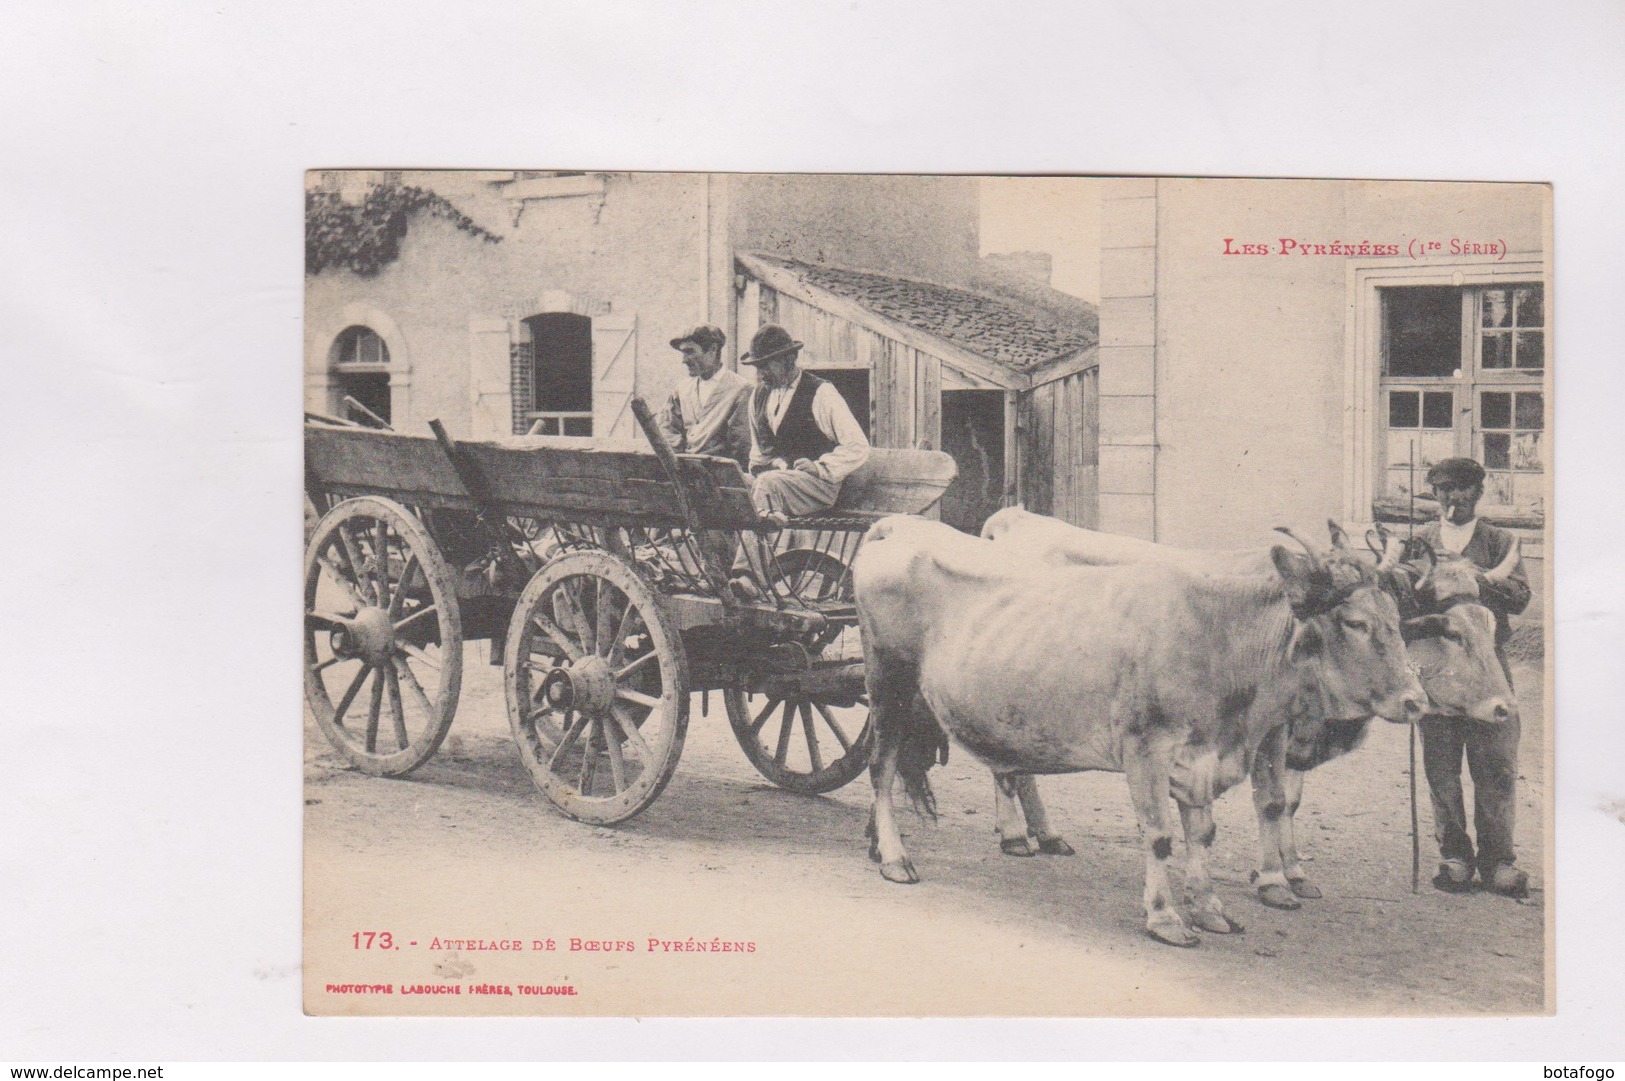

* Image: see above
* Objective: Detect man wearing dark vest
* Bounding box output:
[740,324,870,518]
[1413,456,1533,899]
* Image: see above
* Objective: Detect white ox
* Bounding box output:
[980,507,1516,908]
[854,515,1426,946]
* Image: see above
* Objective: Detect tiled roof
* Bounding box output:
[747,255,1097,373]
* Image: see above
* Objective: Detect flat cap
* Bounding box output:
[670,324,726,352]
[1426,457,1487,488]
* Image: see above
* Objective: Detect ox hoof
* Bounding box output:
[1000,837,1036,857]
[1289,879,1322,900]
[1036,836,1076,856]
[881,859,920,885]
[1145,921,1200,948]
[1257,884,1301,910]
[1193,909,1244,935]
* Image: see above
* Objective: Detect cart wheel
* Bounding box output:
[505,550,689,825]
[304,497,462,776]
[725,548,872,794]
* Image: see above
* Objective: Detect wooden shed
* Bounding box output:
[735,252,1099,532]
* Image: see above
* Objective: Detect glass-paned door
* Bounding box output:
[1473,285,1545,510]
[1378,282,1545,516]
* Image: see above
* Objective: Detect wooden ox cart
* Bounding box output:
[303,400,955,825]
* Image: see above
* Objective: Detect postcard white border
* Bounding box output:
[5,0,1623,1061]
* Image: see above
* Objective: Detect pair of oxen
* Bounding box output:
[852,508,1515,947]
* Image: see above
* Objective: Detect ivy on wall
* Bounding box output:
[305,184,502,277]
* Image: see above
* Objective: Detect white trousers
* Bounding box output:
[750,468,841,518]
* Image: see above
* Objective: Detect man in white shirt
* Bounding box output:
[656,325,752,469]
[740,324,871,518]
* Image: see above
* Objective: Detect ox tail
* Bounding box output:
[897,696,950,822]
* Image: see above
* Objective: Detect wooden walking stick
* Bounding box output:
[1408,436,1421,894]
[1410,720,1421,893]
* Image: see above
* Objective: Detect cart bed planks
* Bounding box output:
[306,425,761,530]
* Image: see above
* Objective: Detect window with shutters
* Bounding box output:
[1379,282,1545,515]
[522,312,593,436]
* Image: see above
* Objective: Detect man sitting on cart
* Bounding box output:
[655,324,753,469]
[742,324,871,513]
[730,324,871,598]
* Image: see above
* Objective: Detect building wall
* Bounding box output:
[1019,368,1099,529]
[1096,178,1159,540]
[730,174,980,286]
[1098,177,1548,553]
[1153,178,1351,548]
[305,171,718,440]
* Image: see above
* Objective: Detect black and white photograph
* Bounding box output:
[16,0,1625,1064]
[301,171,1551,1016]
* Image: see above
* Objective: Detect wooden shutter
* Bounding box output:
[591,314,637,441]
[467,316,512,439]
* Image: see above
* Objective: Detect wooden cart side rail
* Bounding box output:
[305,425,762,529]
[306,427,957,529]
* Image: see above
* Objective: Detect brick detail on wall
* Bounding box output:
[1096,180,1158,539]
[510,340,534,435]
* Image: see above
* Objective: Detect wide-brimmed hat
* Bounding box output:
[740,324,802,366]
[1426,457,1487,489]
[670,324,726,352]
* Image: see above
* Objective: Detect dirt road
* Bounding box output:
[303,653,1546,1017]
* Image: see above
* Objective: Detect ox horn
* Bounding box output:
[1327,519,1353,552]
[1411,539,1438,591]
[1273,525,1327,578]
[1368,525,1406,572]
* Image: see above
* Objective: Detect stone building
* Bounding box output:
[303,170,1096,532]
[1093,176,1548,598]
[305,171,979,444]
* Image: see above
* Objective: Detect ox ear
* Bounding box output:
[1327,519,1352,551]
[1402,613,1451,643]
[1271,545,1318,608]
[1289,619,1324,663]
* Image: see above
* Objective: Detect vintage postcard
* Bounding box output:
[302,172,1551,1016]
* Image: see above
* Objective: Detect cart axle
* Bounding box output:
[329,606,396,664]
[539,656,617,716]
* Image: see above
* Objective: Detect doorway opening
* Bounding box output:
[940,389,1006,533]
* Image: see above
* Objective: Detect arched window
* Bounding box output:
[523,312,593,436]
[328,325,392,426]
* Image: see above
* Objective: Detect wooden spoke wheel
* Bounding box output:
[505,550,690,826]
[725,548,872,794]
[304,497,462,776]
